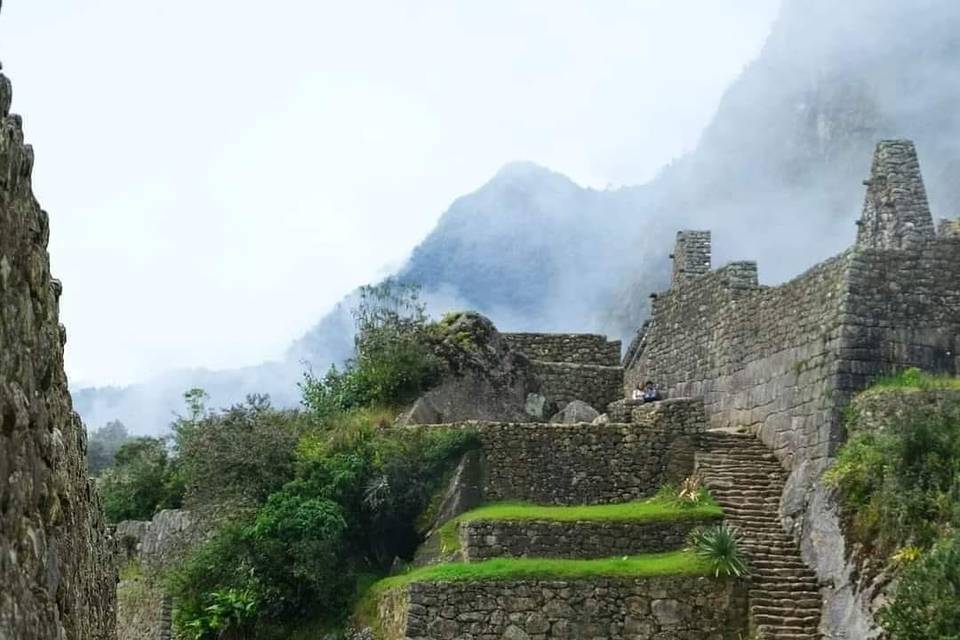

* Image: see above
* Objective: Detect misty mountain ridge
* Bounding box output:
[74,0,960,434]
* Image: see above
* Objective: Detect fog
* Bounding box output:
[7,0,959,434]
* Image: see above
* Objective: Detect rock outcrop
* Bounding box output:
[0,54,116,639]
[399,312,547,424]
[549,399,600,423]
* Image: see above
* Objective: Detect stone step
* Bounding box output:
[699,432,824,638]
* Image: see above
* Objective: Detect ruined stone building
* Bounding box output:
[624,139,960,636]
[0,50,116,640]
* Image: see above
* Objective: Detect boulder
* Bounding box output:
[551,400,600,424]
[400,312,546,424]
[413,450,484,567]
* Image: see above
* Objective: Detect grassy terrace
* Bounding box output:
[867,368,960,393]
[371,550,710,593]
[438,496,724,553]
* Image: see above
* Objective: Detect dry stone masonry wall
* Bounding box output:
[670,230,712,287]
[0,57,116,639]
[856,140,936,250]
[430,399,706,505]
[502,333,621,366]
[461,518,714,561]
[379,577,748,640]
[532,361,623,414]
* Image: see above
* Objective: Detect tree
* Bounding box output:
[99,436,181,522]
[300,278,440,416]
[86,420,131,475]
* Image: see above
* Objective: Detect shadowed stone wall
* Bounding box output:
[379,577,748,640]
[0,54,116,638]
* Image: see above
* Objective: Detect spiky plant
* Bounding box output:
[677,475,704,505]
[688,524,750,578]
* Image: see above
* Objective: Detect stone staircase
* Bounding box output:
[697,431,823,640]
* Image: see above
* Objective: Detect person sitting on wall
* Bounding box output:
[642,381,661,403]
[631,383,644,401]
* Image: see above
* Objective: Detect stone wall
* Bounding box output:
[670,230,711,287]
[623,142,960,637]
[379,577,748,640]
[461,518,715,560]
[0,55,116,638]
[435,399,705,505]
[115,510,206,640]
[503,333,621,366]
[856,140,935,250]
[533,361,623,414]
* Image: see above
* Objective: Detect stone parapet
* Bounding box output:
[503,332,622,366]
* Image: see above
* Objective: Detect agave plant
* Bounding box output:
[677,475,704,505]
[688,523,750,578]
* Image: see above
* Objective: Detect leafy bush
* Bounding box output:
[98,436,182,522]
[181,587,259,640]
[301,279,441,417]
[828,379,960,639]
[825,393,960,554]
[879,533,960,640]
[173,392,306,511]
[688,524,749,578]
[169,411,478,638]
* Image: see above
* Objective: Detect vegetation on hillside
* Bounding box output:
[826,369,960,639]
[96,280,479,639]
[98,435,183,522]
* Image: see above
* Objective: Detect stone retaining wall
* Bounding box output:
[503,333,622,366]
[434,399,705,505]
[461,518,714,560]
[379,577,748,639]
[533,361,624,413]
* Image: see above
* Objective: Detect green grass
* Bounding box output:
[437,496,723,554]
[361,550,710,618]
[867,367,960,393]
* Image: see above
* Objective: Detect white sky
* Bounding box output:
[0,1,779,387]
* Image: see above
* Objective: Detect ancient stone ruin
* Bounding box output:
[0,55,116,639]
[374,139,960,639]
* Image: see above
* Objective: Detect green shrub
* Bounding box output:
[173,393,305,511]
[879,532,960,639]
[300,279,441,417]
[181,588,259,640]
[169,413,478,638]
[825,393,960,554]
[688,524,749,578]
[98,436,182,522]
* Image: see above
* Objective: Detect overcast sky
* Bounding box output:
[0,1,779,387]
